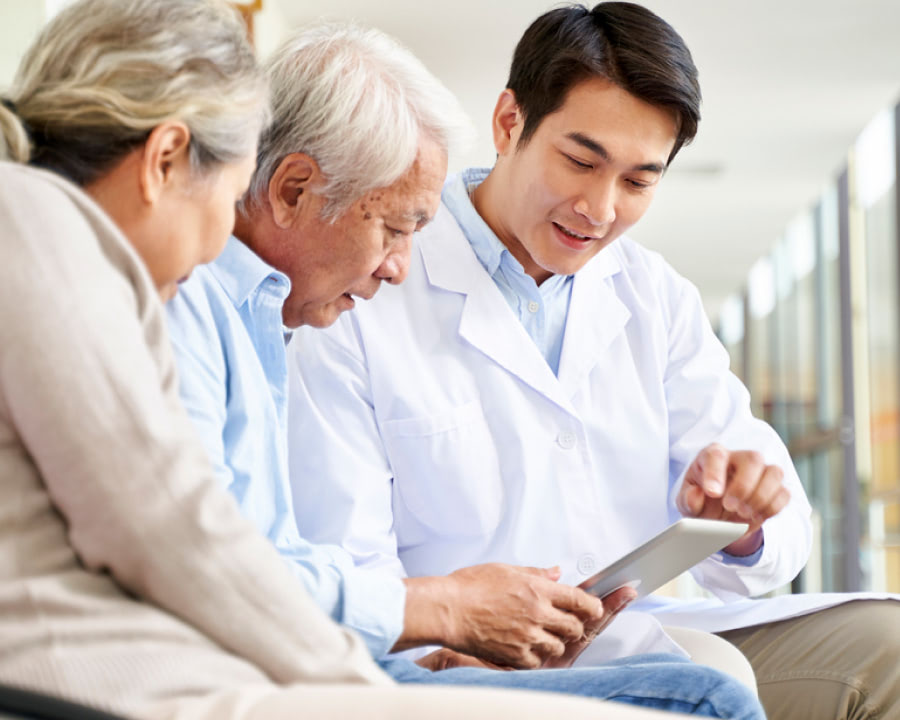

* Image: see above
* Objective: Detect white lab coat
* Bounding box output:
[288,203,880,660]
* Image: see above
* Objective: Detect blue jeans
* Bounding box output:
[381,654,764,719]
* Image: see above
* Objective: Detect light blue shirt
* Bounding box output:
[443,168,574,375]
[445,169,762,566]
[166,236,406,658]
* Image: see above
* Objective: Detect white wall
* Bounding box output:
[0,1,46,89]
[253,0,290,61]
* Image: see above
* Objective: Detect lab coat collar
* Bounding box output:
[420,205,631,412]
[557,243,632,398]
[420,205,574,413]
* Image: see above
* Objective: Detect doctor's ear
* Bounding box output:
[268,152,319,228]
[492,89,524,156]
[138,121,192,205]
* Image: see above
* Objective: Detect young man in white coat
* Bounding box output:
[285,4,900,720]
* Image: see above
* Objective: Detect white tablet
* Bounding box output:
[581,518,749,599]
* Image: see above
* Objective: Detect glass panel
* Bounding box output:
[718,293,745,382]
[785,214,819,441]
[866,498,900,591]
[770,238,790,438]
[857,107,899,591]
[748,257,776,423]
[819,186,843,430]
[815,187,851,590]
[804,447,847,591]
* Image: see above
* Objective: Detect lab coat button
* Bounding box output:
[557,431,576,449]
[527,301,539,313]
[576,554,596,574]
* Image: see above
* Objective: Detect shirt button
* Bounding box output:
[576,554,597,574]
[527,300,539,313]
[557,431,577,450]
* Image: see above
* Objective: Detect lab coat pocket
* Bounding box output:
[381,400,503,539]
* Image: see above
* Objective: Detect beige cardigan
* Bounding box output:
[0,162,389,717]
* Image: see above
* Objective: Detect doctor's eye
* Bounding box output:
[563,153,593,171]
[625,178,655,192]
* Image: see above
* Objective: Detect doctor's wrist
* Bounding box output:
[723,528,764,557]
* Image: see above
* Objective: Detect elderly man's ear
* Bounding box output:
[267,152,320,229]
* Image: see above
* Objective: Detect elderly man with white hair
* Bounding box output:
[165,21,763,719]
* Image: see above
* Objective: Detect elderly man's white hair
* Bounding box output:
[246,22,472,218]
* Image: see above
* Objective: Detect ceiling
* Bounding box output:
[269,0,900,321]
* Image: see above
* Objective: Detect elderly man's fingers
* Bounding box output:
[546,581,599,617]
[588,588,635,636]
[529,631,567,663]
[415,649,504,671]
[518,565,563,581]
[598,586,636,621]
[539,603,586,643]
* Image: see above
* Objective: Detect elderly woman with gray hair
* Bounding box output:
[0,1,695,718]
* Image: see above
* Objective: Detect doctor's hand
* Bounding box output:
[396,563,607,669]
[676,443,791,556]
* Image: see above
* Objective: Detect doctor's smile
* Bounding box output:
[551,220,607,250]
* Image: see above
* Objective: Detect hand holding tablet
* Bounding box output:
[580,518,749,599]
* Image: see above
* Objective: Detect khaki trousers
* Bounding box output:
[143,684,691,720]
[719,599,900,720]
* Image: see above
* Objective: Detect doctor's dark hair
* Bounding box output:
[506,2,701,164]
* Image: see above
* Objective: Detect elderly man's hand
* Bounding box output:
[398,563,611,669]
[542,585,636,668]
[415,648,508,672]
[676,443,791,556]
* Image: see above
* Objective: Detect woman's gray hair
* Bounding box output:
[246,22,473,218]
[0,0,269,185]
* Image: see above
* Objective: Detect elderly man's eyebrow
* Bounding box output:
[566,131,666,174]
[398,210,431,225]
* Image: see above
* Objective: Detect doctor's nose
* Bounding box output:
[574,180,616,227]
[373,243,411,286]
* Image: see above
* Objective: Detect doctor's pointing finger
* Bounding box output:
[676,443,792,557]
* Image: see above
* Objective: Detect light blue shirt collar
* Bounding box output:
[442,168,573,376]
[443,168,509,276]
[443,168,573,297]
[208,235,291,309]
